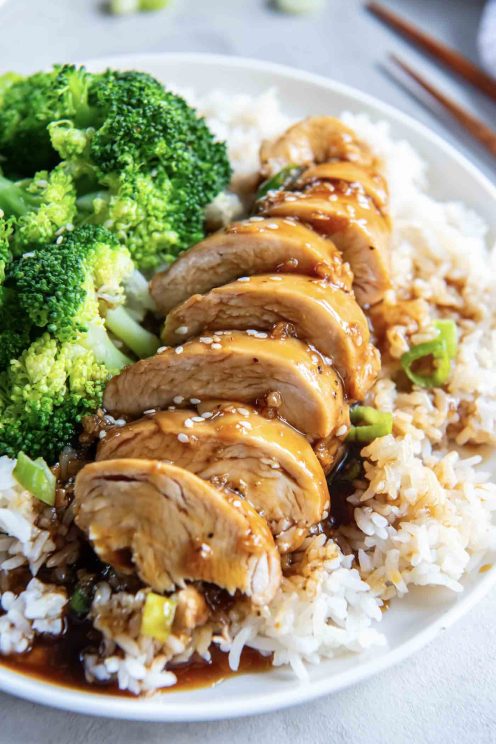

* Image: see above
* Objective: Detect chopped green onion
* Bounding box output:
[434,319,458,359]
[141,592,177,642]
[346,406,393,444]
[69,585,92,616]
[109,0,171,14]
[13,452,56,506]
[256,165,301,200]
[401,319,457,388]
[274,0,325,13]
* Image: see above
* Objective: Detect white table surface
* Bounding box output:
[0,1,495,742]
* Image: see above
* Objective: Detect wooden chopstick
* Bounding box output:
[390,54,496,157]
[368,1,496,103]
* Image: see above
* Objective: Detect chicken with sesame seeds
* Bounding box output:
[96,403,330,552]
[258,116,391,307]
[74,459,281,606]
[149,217,352,315]
[161,273,379,400]
[77,116,389,611]
[103,331,347,440]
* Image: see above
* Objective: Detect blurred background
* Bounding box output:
[0,0,493,179]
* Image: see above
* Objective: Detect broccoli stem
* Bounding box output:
[105,305,160,359]
[0,175,39,217]
[84,324,132,370]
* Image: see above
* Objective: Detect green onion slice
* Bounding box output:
[346,406,393,444]
[13,452,56,506]
[256,164,302,200]
[401,319,457,388]
[433,319,457,359]
[141,592,177,642]
[69,585,92,616]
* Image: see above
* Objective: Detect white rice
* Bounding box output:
[1,88,495,693]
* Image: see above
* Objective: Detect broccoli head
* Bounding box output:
[0,215,32,370]
[0,66,231,270]
[12,224,159,360]
[0,165,77,254]
[0,333,112,461]
[0,66,93,177]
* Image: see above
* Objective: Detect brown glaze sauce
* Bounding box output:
[0,629,272,695]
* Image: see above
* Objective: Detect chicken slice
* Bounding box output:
[262,185,391,307]
[149,218,352,316]
[74,459,282,606]
[97,405,330,551]
[297,162,389,215]
[103,331,346,440]
[162,274,379,400]
[260,116,376,177]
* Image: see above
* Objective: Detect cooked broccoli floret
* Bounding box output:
[0,333,114,461]
[1,225,160,460]
[0,66,231,270]
[0,165,77,254]
[0,66,93,177]
[12,224,159,358]
[57,68,232,269]
[0,215,32,370]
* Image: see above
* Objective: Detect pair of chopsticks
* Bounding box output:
[367,1,496,158]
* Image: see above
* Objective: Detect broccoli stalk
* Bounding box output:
[0,174,42,217]
[105,305,159,359]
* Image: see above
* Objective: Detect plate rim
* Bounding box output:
[0,51,495,722]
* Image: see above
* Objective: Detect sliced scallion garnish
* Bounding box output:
[13,451,56,506]
[346,406,393,444]
[141,592,177,642]
[401,319,457,388]
[256,164,301,200]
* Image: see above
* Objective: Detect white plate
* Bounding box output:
[1,53,495,722]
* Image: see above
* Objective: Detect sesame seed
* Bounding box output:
[184,418,194,428]
[238,421,251,430]
[190,398,201,404]
[200,337,213,344]
[267,223,279,230]
[168,406,176,411]
[336,425,348,437]
[270,276,283,281]
[98,430,107,439]
[143,409,156,415]
[212,335,221,342]
[173,395,184,404]
[192,416,204,423]
[176,326,189,335]
[237,277,250,282]
[201,412,213,419]
[175,346,184,354]
[211,343,222,350]
[114,418,126,427]
[250,216,264,222]
[270,462,280,469]
[238,408,250,416]
[157,346,168,353]
[56,235,64,245]
[177,433,189,443]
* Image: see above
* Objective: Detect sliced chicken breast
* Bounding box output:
[74,459,282,606]
[162,274,380,400]
[262,185,391,307]
[297,162,389,214]
[97,405,330,551]
[149,218,352,316]
[103,331,346,440]
[260,116,376,177]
